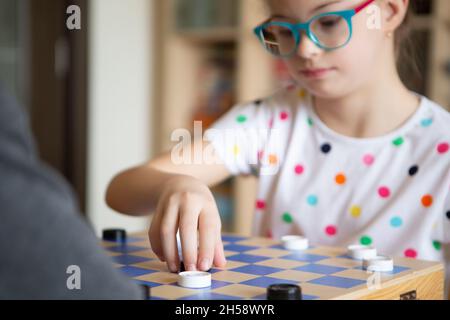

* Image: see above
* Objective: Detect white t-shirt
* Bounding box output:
[205,86,450,262]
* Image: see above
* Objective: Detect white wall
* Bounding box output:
[87,0,153,236]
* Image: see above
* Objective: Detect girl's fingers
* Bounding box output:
[197,210,218,271]
[179,200,200,271]
[160,197,180,273]
[149,199,164,261]
[213,232,227,268]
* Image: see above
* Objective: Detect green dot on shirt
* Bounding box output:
[433,241,441,251]
[393,137,404,147]
[236,115,247,123]
[282,212,293,224]
[360,235,372,246]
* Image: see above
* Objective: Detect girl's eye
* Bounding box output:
[279,30,293,37]
[318,17,340,28]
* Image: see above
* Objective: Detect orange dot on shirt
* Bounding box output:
[421,195,433,207]
[269,154,278,165]
[335,173,346,185]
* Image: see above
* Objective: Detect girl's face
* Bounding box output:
[267,0,387,99]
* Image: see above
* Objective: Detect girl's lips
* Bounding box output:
[299,67,335,79]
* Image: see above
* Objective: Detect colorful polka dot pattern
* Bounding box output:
[241,89,449,260]
[335,173,346,185]
[282,212,293,224]
[393,137,404,147]
[360,236,372,246]
[437,143,449,154]
[421,195,433,207]
[307,195,318,206]
[325,225,337,236]
[390,216,403,228]
[404,249,417,259]
[294,164,304,175]
[363,154,375,166]
[350,206,361,218]
[378,187,391,198]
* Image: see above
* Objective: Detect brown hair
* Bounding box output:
[395,3,422,87]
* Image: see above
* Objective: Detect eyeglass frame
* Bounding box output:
[253,0,376,57]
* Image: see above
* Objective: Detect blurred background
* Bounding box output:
[0,0,449,236]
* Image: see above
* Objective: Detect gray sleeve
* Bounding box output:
[0,85,143,299]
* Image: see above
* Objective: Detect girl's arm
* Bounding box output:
[105,140,231,216]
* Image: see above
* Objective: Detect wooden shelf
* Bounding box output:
[153,0,275,235]
[176,27,238,43]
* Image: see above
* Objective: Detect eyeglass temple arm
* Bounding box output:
[354,0,375,14]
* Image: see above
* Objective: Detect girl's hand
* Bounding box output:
[148,175,227,273]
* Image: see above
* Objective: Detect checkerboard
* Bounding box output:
[101,232,444,300]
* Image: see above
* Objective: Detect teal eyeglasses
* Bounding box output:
[254,0,375,57]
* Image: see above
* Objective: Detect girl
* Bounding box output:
[106,0,450,278]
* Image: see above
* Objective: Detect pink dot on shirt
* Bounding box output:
[363,154,375,166]
[437,142,449,154]
[295,165,304,175]
[258,150,264,161]
[378,187,391,198]
[280,112,289,121]
[325,225,337,236]
[268,117,274,128]
[256,200,266,210]
[404,248,417,259]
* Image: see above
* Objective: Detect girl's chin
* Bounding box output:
[298,80,342,98]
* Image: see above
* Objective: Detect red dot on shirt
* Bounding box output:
[378,187,391,198]
[280,112,289,121]
[421,195,433,207]
[404,248,417,259]
[266,229,273,239]
[437,143,449,154]
[325,225,337,236]
[295,165,304,175]
[256,200,266,210]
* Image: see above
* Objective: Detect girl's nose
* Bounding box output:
[296,31,322,59]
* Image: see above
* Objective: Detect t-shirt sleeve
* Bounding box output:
[204,99,276,176]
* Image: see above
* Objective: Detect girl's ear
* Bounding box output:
[382,0,409,34]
